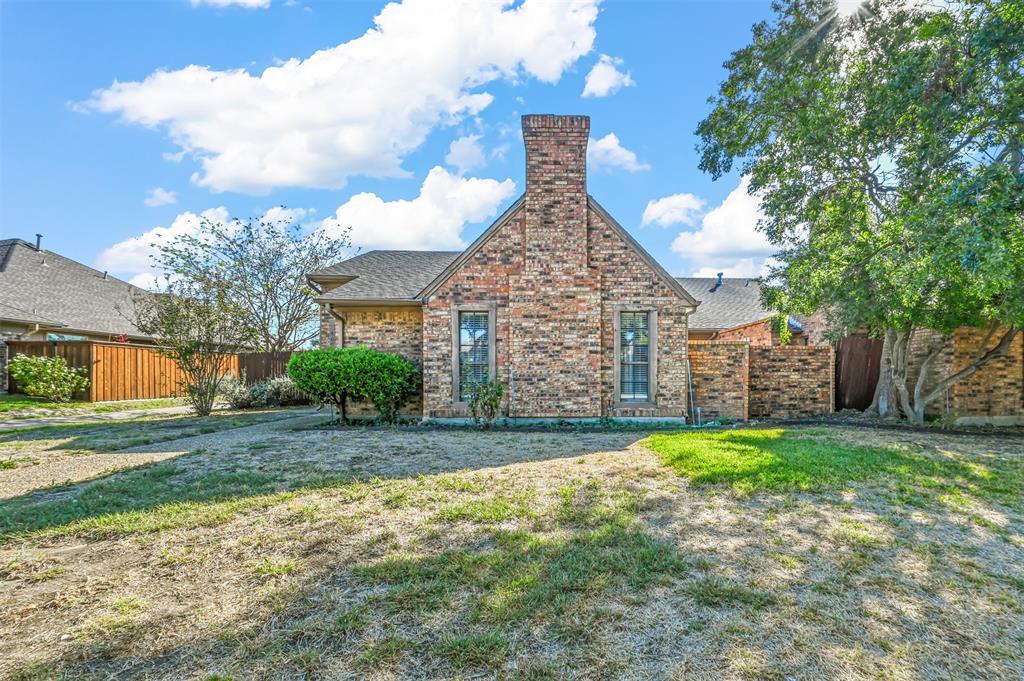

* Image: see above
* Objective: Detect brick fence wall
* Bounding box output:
[688,341,834,421]
[0,340,7,394]
[749,345,835,418]
[687,341,748,421]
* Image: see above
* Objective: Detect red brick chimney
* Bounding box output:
[511,114,601,417]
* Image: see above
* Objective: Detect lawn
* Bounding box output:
[0,393,184,417]
[1,422,1021,679]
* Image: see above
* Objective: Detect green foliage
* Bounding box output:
[346,346,419,424]
[219,374,307,409]
[287,349,358,418]
[696,0,1024,417]
[769,313,793,345]
[646,428,1023,501]
[467,380,505,428]
[8,354,90,402]
[287,346,417,424]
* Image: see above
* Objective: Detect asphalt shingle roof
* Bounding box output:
[312,250,461,301]
[676,277,771,331]
[0,238,152,338]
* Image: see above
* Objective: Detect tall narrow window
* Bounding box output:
[458,310,490,400]
[619,311,650,402]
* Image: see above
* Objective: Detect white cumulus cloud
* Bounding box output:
[143,187,178,207]
[581,54,634,98]
[671,176,776,276]
[641,193,704,228]
[445,134,486,175]
[191,0,271,8]
[83,0,598,194]
[587,132,649,173]
[319,166,516,250]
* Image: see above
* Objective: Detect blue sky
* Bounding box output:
[1,0,780,288]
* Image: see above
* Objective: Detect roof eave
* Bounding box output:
[316,297,423,307]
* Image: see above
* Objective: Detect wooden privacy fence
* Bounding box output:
[834,335,884,411]
[5,341,242,402]
[237,351,294,383]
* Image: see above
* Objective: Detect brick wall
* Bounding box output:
[748,345,834,418]
[715,318,777,346]
[509,114,602,417]
[687,341,748,421]
[590,207,689,418]
[909,326,1023,419]
[422,209,525,418]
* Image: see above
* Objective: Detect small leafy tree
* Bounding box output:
[467,380,505,428]
[8,354,90,402]
[130,280,255,416]
[287,348,360,422]
[347,347,419,425]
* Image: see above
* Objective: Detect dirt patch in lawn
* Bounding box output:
[1,425,1021,680]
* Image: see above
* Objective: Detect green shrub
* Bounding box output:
[8,354,90,402]
[346,346,419,424]
[287,348,360,421]
[468,380,505,428]
[287,347,418,424]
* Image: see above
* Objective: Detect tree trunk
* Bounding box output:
[868,331,897,418]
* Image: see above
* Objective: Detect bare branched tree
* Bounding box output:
[156,215,352,352]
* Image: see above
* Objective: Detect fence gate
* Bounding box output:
[834,335,884,411]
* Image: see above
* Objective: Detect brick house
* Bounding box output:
[311,115,701,420]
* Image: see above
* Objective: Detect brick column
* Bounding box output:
[509,114,602,417]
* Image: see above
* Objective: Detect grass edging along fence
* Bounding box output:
[5,341,291,402]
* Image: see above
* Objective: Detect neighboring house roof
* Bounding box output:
[311,250,461,302]
[677,276,775,331]
[0,238,153,338]
[314,195,699,309]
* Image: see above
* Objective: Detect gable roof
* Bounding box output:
[311,250,460,303]
[677,276,773,331]
[415,195,699,307]
[0,238,153,338]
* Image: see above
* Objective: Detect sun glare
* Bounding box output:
[836,0,866,18]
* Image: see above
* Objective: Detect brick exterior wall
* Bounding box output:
[715,318,777,346]
[908,326,1023,420]
[422,210,525,418]
[589,208,689,418]
[748,345,834,419]
[687,341,748,421]
[508,114,603,417]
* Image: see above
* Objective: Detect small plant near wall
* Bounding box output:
[770,314,793,345]
[8,354,90,402]
[468,380,505,428]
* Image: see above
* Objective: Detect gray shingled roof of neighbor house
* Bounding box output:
[675,277,773,331]
[0,238,152,338]
[311,250,461,301]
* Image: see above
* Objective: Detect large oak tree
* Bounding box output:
[697,0,1023,422]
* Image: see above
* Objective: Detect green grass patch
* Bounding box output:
[435,493,535,524]
[433,629,509,669]
[646,428,1024,500]
[679,575,775,609]
[0,393,182,415]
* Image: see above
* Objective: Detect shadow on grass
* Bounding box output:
[646,428,1024,504]
[0,425,647,543]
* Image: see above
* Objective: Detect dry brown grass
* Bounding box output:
[1,422,1022,680]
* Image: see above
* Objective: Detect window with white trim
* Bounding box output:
[619,311,651,402]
